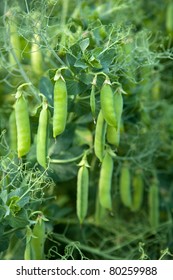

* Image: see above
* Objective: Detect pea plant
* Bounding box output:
[0,0,173,260]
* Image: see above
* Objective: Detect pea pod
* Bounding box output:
[148,179,159,233]
[30,215,46,260]
[53,74,67,137]
[9,110,17,152]
[106,125,120,147]
[94,110,107,162]
[119,162,132,208]
[99,151,113,210]
[100,79,117,128]
[31,37,43,75]
[113,89,123,127]
[15,92,31,158]
[76,163,89,224]
[36,101,49,169]
[90,76,97,120]
[166,1,173,36]
[24,226,33,260]
[131,170,144,212]
[106,88,123,147]
[8,16,21,65]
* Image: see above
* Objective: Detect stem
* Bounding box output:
[49,152,85,164]
[51,233,122,260]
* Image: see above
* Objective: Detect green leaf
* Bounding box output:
[0,235,9,253]
[79,38,90,53]
[0,190,8,204]
[74,59,88,69]
[7,209,29,228]
[39,77,54,107]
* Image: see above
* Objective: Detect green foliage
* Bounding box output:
[0,0,173,260]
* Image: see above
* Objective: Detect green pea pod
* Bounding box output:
[9,110,17,152]
[95,191,106,225]
[77,165,89,224]
[131,170,144,212]
[24,226,33,260]
[99,151,113,210]
[31,39,43,76]
[100,79,117,128]
[166,1,173,36]
[53,75,67,137]
[15,94,31,158]
[106,125,120,147]
[113,89,123,127]
[148,179,159,233]
[94,110,107,162]
[8,18,21,65]
[90,83,96,120]
[36,103,49,169]
[119,162,132,208]
[30,215,45,260]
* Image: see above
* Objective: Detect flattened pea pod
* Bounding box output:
[9,110,17,152]
[99,151,113,210]
[77,164,89,224]
[100,79,117,128]
[90,75,97,120]
[15,93,31,158]
[119,162,132,208]
[53,74,67,137]
[94,109,107,162]
[36,102,49,169]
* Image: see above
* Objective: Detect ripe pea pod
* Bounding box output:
[113,88,123,127]
[15,89,31,158]
[8,16,21,65]
[9,110,17,152]
[106,88,123,147]
[119,162,132,208]
[148,178,159,233]
[31,20,43,75]
[30,215,46,260]
[166,1,173,36]
[100,78,117,128]
[76,156,89,224]
[98,150,113,210]
[131,169,144,212]
[31,37,43,76]
[106,125,120,147]
[53,72,67,137]
[94,110,107,162]
[36,99,49,169]
[95,191,106,225]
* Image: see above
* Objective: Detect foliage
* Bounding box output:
[0,0,173,260]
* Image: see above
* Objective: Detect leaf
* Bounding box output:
[79,38,90,53]
[39,77,54,107]
[98,48,116,68]
[0,235,9,253]
[7,209,29,228]
[0,205,6,221]
[0,190,8,204]
[74,59,88,69]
